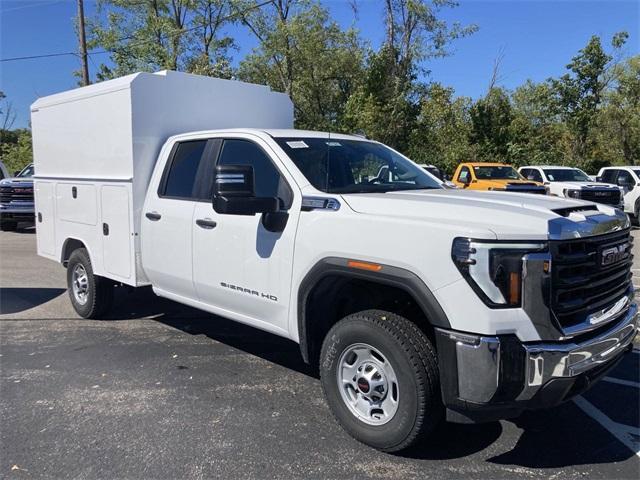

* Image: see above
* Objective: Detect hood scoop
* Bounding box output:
[552,205,600,218]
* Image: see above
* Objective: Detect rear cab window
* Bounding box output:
[159,140,208,200]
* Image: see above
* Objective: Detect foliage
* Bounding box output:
[0,129,33,174]
[88,0,237,80]
[237,0,364,130]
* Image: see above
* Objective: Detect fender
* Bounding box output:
[297,257,451,363]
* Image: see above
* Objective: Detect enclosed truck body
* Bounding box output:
[32,72,638,452]
[31,70,293,285]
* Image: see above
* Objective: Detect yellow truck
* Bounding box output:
[452,162,547,194]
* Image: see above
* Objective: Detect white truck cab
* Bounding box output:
[31,72,638,452]
[597,166,640,221]
[519,165,622,207]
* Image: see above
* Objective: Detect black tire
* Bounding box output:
[66,248,114,319]
[319,309,442,452]
[0,221,17,231]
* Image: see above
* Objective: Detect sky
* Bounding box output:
[1,0,638,129]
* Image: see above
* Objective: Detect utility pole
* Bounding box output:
[77,0,90,86]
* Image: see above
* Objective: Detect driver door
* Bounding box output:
[192,136,300,333]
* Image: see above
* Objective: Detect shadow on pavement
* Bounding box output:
[107,286,316,378]
[73,286,640,466]
[487,402,636,468]
[0,287,66,314]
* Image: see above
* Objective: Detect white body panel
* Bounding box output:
[597,166,640,214]
[519,166,621,198]
[31,71,293,286]
[32,73,628,347]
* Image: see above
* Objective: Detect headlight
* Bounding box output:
[452,238,547,307]
[565,189,581,199]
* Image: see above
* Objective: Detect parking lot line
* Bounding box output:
[602,376,640,388]
[574,396,640,458]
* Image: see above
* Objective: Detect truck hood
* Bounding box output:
[551,181,619,190]
[0,177,34,187]
[340,189,619,240]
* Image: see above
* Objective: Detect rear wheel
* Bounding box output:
[319,309,442,452]
[67,248,114,319]
[0,221,17,231]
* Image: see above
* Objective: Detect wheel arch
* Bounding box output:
[60,237,91,267]
[297,257,450,364]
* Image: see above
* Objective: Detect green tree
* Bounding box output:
[469,87,513,162]
[407,83,473,172]
[89,0,236,80]
[237,0,364,130]
[592,56,640,165]
[343,0,477,151]
[0,129,33,174]
[551,32,628,164]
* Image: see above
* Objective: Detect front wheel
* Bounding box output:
[319,310,442,452]
[67,248,114,319]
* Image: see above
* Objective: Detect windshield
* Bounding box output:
[275,138,442,193]
[473,165,521,180]
[17,165,34,178]
[543,168,590,182]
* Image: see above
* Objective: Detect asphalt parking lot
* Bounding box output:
[1,227,639,479]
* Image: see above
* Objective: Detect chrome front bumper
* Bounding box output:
[519,302,637,400]
[435,304,638,422]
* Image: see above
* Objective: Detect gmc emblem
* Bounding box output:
[593,191,609,197]
[600,243,629,267]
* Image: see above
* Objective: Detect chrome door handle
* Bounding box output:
[196,218,217,229]
[145,212,161,221]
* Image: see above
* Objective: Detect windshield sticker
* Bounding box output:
[286,141,308,149]
[326,141,342,147]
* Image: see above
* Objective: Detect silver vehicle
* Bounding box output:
[0,163,35,231]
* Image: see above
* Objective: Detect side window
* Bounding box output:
[601,169,617,184]
[616,170,633,186]
[161,140,207,199]
[217,139,292,209]
[528,169,543,182]
[458,166,471,183]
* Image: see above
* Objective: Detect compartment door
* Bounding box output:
[101,185,132,279]
[35,181,55,256]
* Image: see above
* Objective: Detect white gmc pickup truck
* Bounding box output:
[32,71,638,452]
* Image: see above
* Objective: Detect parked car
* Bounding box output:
[597,167,640,221]
[519,165,622,207]
[0,161,9,180]
[32,71,637,452]
[0,163,35,231]
[417,164,457,188]
[452,162,546,194]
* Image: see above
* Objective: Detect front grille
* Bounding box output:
[579,189,621,206]
[549,229,633,331]
[0,186,34,203]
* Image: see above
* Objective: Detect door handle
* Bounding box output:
[196,218,217,229]
[145,212,161,221]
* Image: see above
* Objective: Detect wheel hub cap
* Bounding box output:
[337,343,399,426]
[71,264,89,306]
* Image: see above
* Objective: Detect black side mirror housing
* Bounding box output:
[596,176,602,182]
[213,165,279,216]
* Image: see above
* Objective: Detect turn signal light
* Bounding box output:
[347,260,383,272]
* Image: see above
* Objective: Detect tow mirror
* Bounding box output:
[213,165,279,216]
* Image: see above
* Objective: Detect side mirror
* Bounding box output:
[13,170,20,176]
[596,176,602,182]
[213,165,279,216]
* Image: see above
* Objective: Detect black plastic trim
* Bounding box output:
[297,257,451,363]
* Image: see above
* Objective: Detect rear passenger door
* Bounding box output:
[141,139,209,300]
